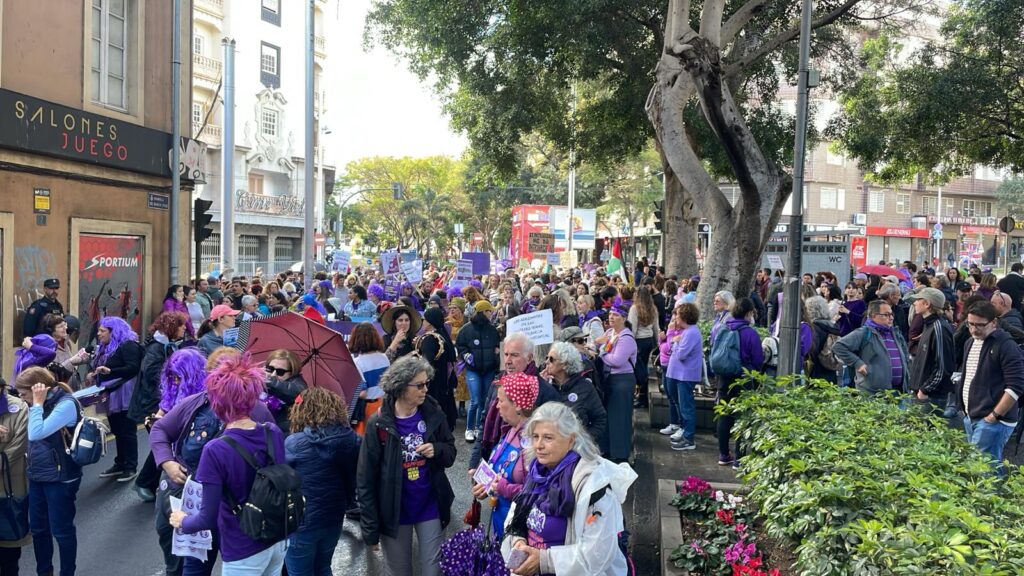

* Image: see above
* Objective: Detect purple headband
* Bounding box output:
[609,297,630,317]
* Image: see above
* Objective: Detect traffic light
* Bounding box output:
[194,198,214,243]
[653,201,664,232]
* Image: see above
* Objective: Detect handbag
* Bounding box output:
[0,453,28,542]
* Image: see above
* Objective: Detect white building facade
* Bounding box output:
[191,0,336,277]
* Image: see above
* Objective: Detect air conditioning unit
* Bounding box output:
[852,213,867,225]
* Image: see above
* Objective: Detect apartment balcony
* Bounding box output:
[193,121,222,148]
[315,35,326,60]
[195,0,224,20]
[314,91,327,112]
[193,53,222,88]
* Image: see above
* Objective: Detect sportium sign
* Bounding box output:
[0,89,172,177]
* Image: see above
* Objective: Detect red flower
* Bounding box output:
[716,509,735,525]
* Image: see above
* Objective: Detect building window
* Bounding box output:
[978,201,993,218]
[719,186,739,207]
[248,173,265,195]
[923,196,938,216]
[238,235,261,262]
[963,199,976,218]
[91,0,129,110]
[261,0,281,26]
[819,187,845,210]
[869,191,885,213]
[191,103,203,126]
[193,35,204,55]
[975,165,1005,181]
[260,109,278,138]
[274,238,295,262]
[896,192,910,214]
[260,43,280,88]
[826,148,844,166]
[200,232,221,270]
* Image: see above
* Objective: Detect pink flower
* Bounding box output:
[679,476,714,496]
[690,540,705,556]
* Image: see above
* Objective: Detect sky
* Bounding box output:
[323,0,467,172]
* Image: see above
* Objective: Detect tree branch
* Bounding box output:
[700,0,726,48]
[720,0,770,46]
[723,0,862,78]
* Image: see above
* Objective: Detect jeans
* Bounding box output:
[663,375,681,427]
[29,478,81,576]
[379,519,443,576]
[634,337,656,403]
[285,524,342,576]
[673,379,698,443]
[963,416,1015,476]
[221,540,287,576]
[107,411,138,471]
[465,370,495,432]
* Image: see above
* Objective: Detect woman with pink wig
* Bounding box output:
[169,355,288,574]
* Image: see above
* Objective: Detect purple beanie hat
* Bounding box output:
[367,283,386,300]
[13,334,58,377]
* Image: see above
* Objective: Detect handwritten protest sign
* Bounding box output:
[401,259,423,283]
[505,309,554,345]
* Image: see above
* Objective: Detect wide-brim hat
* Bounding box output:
[380,305,422,335]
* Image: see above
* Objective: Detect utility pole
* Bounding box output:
[170,0,182,283]
[303,0,316,276]
[777,0,814,377]
[220,39,236,274]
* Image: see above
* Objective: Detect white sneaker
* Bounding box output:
[465,430,476,443]
[659,424,680,436]
[670,429,685,442]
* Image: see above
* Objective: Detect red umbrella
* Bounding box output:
[233,312,363,404]
[858,264,909,280]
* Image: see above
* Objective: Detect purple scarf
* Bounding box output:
[579,310,602,328]
[518,450,580,519]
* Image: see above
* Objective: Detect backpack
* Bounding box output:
[222,426,304,543]
[61,399,109,467]
[817,332,842,372]
[761,336,779,369]
[709,326,748,377]
[588,484,636,576]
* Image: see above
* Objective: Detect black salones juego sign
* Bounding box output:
[0,89,172,177]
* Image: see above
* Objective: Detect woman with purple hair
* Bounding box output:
[170,355,288,573]
[158,348,208,415]
[400,281,423,312]
[89,316,144,482]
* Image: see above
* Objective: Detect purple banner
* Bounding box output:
[326,320,385,341]
[461,252,491,276]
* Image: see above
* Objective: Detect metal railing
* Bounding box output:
[192,121,222,146]
[195,0,224,18]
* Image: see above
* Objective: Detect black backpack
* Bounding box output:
[222,426,304,543]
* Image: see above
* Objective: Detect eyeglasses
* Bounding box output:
[571,338,587,345]
[265,366,291,377]
[407,381,429,390]
[967,320,992,329]
[873,313,894,318]
[545,356,558,363]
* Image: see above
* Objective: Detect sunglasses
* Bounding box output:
[570,338,587,345]
[265,366,291,377]
[407,381,428,390]
[545,356,558,363]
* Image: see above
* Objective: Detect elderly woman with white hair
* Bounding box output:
[709,290,735,345]
[501,403,636,576]
[357,355,457,576]
[805,295,842,384]
[541,342,607,449]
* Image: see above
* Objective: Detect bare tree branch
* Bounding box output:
[721,0,771,46]
[723,0,862,78]
[700,0,727,48]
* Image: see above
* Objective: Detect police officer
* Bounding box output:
[23,278,64,337]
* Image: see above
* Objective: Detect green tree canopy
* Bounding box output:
[830,0,1024,183]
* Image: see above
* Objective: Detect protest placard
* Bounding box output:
[331,250,351,273]
[546,253,561,266]
[505,309,554,345]
[401,259,423,283]
[380,251,401,277]
[460,252,491,275]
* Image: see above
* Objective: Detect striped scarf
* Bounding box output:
[866,319,903,389]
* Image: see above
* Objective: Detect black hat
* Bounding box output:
[955,281,972,292]
[43,279,59,289]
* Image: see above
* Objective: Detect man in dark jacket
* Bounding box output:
[907,288,954,413]
[996,262,1024,311]
[958,301,1024,474]
[991,291,1024,336]
[455,301,501,441]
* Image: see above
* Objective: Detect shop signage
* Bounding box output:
[0,89,172,177]
[865,226,929,238]
[33,188,50,214]
[235,190,304,217]
[850,236,867,269]
[927,215,998,226]
[962,226,998,236]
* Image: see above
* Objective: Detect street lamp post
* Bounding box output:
[454,223,465,255]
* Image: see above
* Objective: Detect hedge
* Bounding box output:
[728,374,1024,575]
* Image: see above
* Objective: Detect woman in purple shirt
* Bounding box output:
[665,303,703,451]
[169,355,288,575]
[595,298,638,463]
[356,355,457,576]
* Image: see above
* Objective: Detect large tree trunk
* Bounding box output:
[656,143,698,279]
[648,8,792,320]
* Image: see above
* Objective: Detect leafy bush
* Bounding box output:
[729,376,1024,575]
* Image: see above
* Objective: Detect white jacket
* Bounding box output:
[502,457,638,576]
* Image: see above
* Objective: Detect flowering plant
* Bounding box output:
[670,476,781,575]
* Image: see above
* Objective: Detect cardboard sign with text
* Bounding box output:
[401,259,423,283]
[505,309,554,345]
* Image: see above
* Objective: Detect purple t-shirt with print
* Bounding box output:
[526,504,569,550]
[181,423,286,562]
[396,412,439,525]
